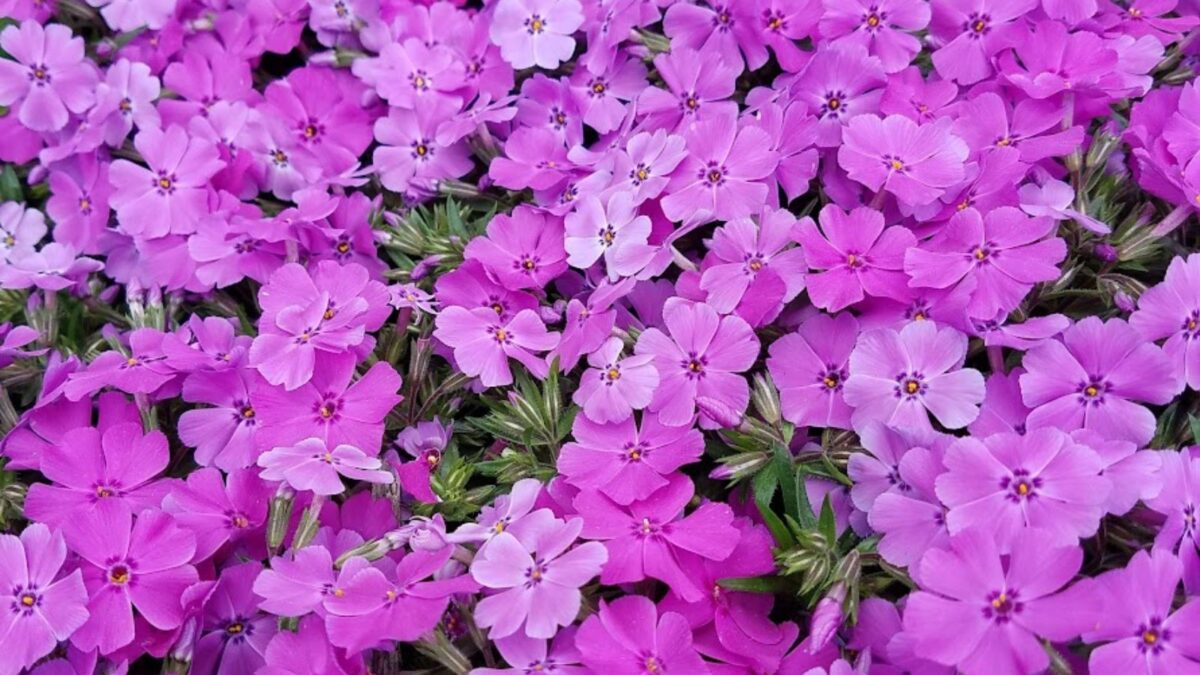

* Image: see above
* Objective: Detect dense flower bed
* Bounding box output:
[1,0,1200,673]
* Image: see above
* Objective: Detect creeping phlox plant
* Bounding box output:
[2,0,1200,673]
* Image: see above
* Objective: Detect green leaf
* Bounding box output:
[1190,414,1200,445]
[0,166,21,203]
[818,495,837,544]
[756,497,795,549]
[717,575,792,594]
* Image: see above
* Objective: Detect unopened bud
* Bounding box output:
[751,373,782,426]
[710,451,771,482]
[266,485,296,552]
[696,396,743,429]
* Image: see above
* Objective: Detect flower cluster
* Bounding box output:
[0,0,1199,674]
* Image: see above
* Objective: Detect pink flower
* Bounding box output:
[637,48,740,134]
[0,21,96,132]
[904,207,1067,320]
[0,524,88,675]
[661,113,779,223]
[434,307,559,387]
[177,366,261,470]
[575,475,738,602]
[838,113,968,207]
[844,320,985,430]
[795,205,916,312]
[352,38,465,109]
[258,437,393,495]
[936,428,1110,552]
[464,205,568,291]
[23,422,171,528]
[564,193,655,280]
[108,125,224,238]
[374,98,475,197]
[576,595,711,674]
[64,507,198,655]
[249,261,391,390]
[929,0,1038,85]
[769,312,859,430]
[819,0,930,73]
[489,0,584,70]
[559,409,702,504]
[635,300,760,428]
[325,548,478,652]
[1131,253,1200,391]
[699,207,806,325]
[86,0,176,31]
[572,337,659,424]
[472,517,607,638]
[253,358,403,454]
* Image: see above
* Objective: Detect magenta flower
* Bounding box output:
[635,300,760,428]
[354,38,464,110]
[575,475,738,601]
[464,206,567,291]
[249,261,391,390]
[954,93,1085,163]
[1020,317,1182,446]
[0,242,102,292]
[610,130,688,205]
[252,546,343,617]
[769,312,859,430]
[661,113,779,223]
[844,320,985,431]
[904,527,1089,675]
[259,616,354,675]
[658,523,793,672]
[970,370,1032,437]
[1085,549,1200,674]
[24,422,170,528]
[435,260,538,323]
[0,201,46,262]
[637,47,740,133]
[929,0,1038,85]
[0,323,43,370]
[489,127,574,191]
[838,114,968,207]
[849,421,947,514]
[325,548,479,651]
[1145,450,1200,593]
[89,58,160,146]
[475,630,584,675]
[374,99,474,197]
[191,562,277,675]
[904,207,1066,319]
[703,210,805,325]
[177,366,261,470]
[64,507,199,655]
[564,193,655,280]
[999,21,1118,100]
[868,446,950,568]
[472,517,606,638]
[0,21,96,132]
[454,478,549,544]
[108,125,224,238]
[572,337,659,424]
[559,410,702,505]
[0,524,88,675]
[162,468,270,561]
[663,1,759,69]
[253,358,403,453]
[258,437,392,495]
[575,595,710,674]
[790,43,887,146]
[489,0,584,70]
[390,418,453,504]
[935,428,1110,552]
[819,0,930,73]
[795,205,915,312]
[434,306,559,388]
[568,54,645,134]
[1132,253,1200,391]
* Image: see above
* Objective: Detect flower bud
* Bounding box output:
[709,451,770,482]
[751,373,782,427]
[807,586,846,653]
[266,485,296,552]
[696,396,743,429]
